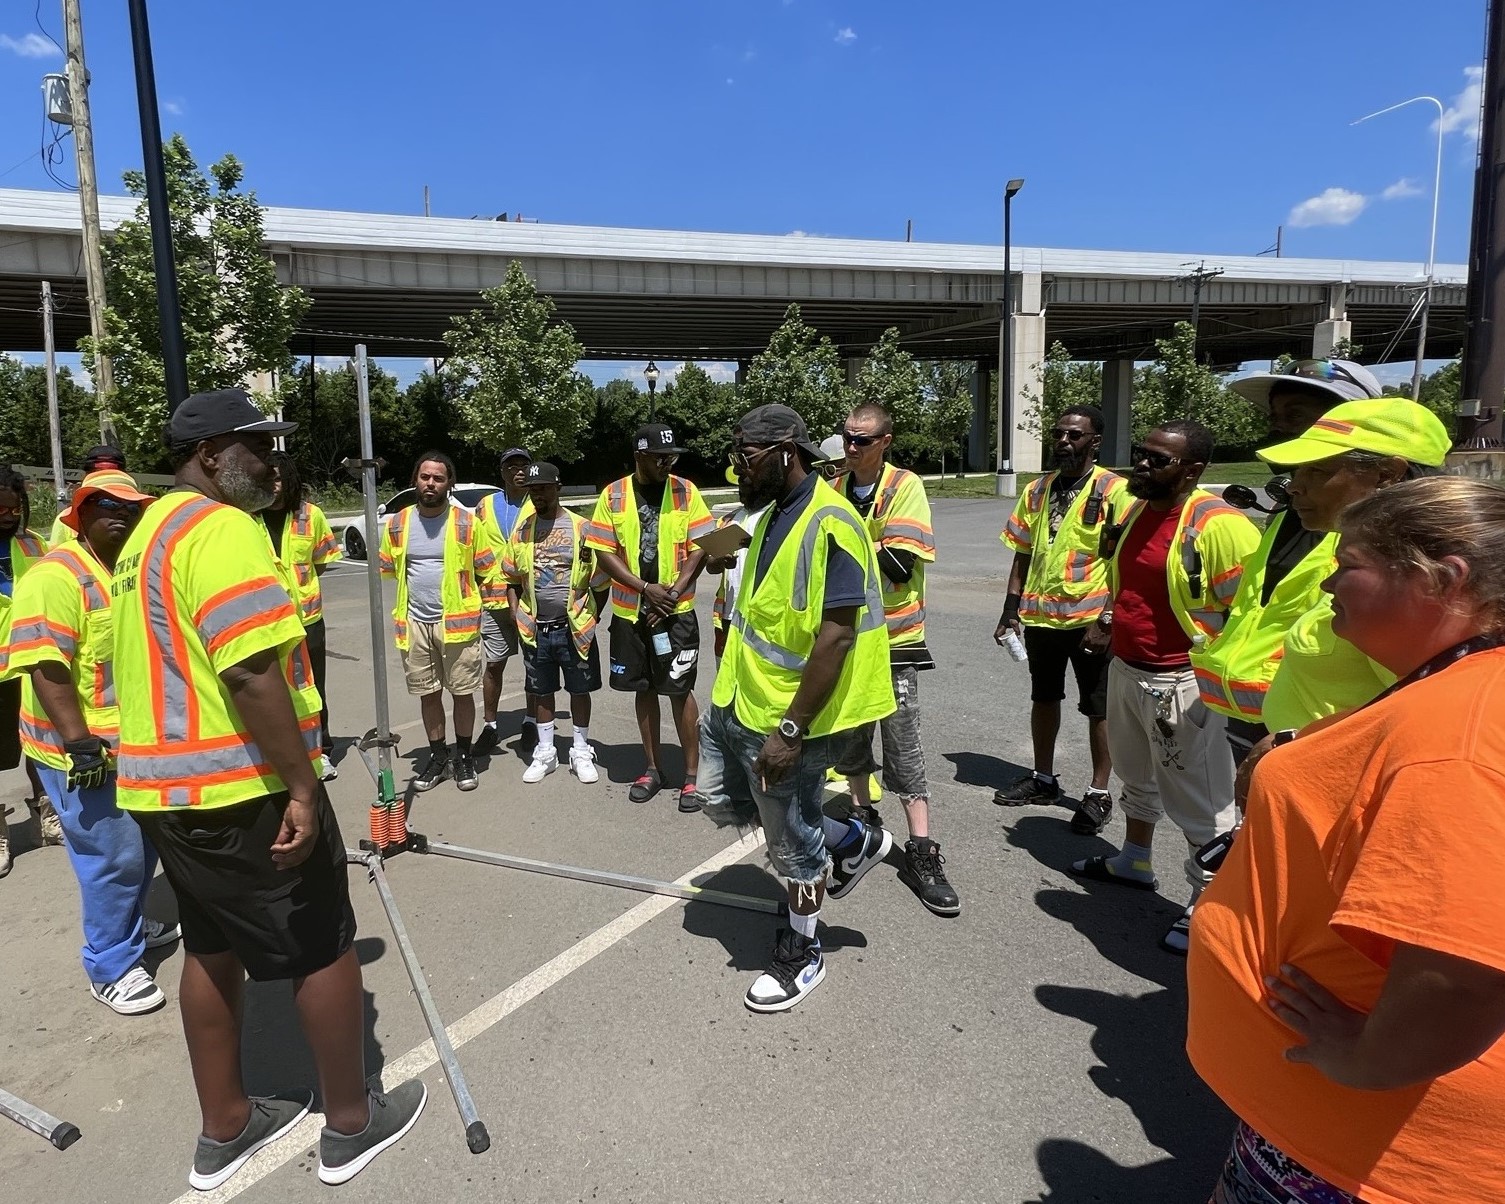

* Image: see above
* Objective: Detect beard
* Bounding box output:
[738,454,784,511]
[1053,447,1087,474]
[1126,473,1174,501]
[219,458,277,513]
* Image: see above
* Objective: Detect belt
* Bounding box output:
[535,617,570,633]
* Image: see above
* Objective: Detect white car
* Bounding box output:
[340,482,500,561]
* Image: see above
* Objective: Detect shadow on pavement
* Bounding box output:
[943,749,1031,791]
[680,862,869,971]
[241,935,388,1105]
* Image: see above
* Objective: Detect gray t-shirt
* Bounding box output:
[405,509,449,624]
[531,515,574,622]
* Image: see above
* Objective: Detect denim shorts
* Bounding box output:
[697,702,832,884]
[833,663,929,799]
[522,623,602,696]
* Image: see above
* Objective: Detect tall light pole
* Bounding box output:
[1353,95,1444,401]
[996,177,1024,498]
[644,359,660,420]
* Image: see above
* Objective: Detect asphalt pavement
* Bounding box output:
[0,497,1231,1204]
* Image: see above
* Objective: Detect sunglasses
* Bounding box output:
[645,453,679,467]
[729,444,779,471]
[1129,445,1182,471]
[0,504,21,517]
[842,431,880,447]
[1051,428,1092,442]
[1280,359,1365,390]
[91,496,143,517]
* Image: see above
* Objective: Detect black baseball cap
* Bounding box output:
[168,388,297,444]
[733,404,822,461]
[634,423,686,454]
[524,462,561,485]
[83,443,126,469]
[500,447,532,464]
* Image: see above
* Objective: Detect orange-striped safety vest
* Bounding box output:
[111,492,322,811]
[378,503,501,651]
[1001,465,1126,629]
[838,463,936,647]
[503,509,607,660]
[271,500,342,627]
[585,474,714,621]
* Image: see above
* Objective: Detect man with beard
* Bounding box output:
[587,424,715,809]
[379,451,502,793]
[477,447,538,754]
[700,404,895,1012]
[112,390,424,1189]
[1069,419,1258,954]
[993,405,1126,834]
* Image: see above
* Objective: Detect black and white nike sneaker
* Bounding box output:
[826,821,893,899]
[744,928,825,1013]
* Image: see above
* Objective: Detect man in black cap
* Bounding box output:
[111,388,425,1189]
[699,403,896,1011]
[586,423,715,808]
[476,446,538,753]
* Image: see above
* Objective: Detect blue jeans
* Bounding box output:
[37,765,157,985]
[698,703,832,884]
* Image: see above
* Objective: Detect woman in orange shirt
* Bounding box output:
[1187,476,1505,1204]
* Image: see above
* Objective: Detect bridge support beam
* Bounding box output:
[1100,357,1134,470]
[1313,283,1351,358]
[1003,272,1046,476]
[968,358,990,471]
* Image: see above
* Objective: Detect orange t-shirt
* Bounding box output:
[1187,647,1505,1204]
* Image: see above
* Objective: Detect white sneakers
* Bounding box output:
[318,754,339,782]
[522,748,559,784]
[145,917,182,949]
[91,965,166,1015]
[569,746,599,783]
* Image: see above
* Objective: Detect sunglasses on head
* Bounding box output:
[1129,445,1182,471]
[1280,359,1365,390]
[842,430,881,447]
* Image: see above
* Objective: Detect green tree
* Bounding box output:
[0,357,100,469]
[1134,322,1260,456]
[1019,341,1103,451]
[281,360,415,483]
[856,328,925,454]
[585,377,654,480]
[442,261,595,461]
[83,134,309,467]
[917,360,976,470]
[1382,357,1459,435]
[656,362,740,472]
[739,303,853,440]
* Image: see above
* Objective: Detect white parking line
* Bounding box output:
[164,827,767,1203]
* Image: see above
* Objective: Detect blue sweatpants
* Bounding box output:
[36,765,156,985]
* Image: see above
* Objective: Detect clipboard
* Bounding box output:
[692,523,752,559]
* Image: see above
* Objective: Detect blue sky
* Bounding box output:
[0,0,1487,385]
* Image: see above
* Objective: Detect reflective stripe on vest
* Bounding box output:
[122,718,323,807]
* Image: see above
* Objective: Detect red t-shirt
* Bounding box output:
[1111,504,1192,668]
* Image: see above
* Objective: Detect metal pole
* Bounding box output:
[0,1085,81,1150]
[125,0,189,410]
[358,852,490,1154]
[353,346,399,838]
[41,283,66,510]
[1414,99,1445,401]
[61,0,115,440]
[995,189,1014,495]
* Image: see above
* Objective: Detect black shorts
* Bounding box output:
[609,612,699,696]
[1024,625,1111,720]
[132,787,356,982]
[0,677,20,771]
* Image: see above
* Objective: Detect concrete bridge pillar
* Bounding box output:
[968,358,990,471]
[1100,357,1134,470]
[999,271,1046,479]
[1313,283,1351,359]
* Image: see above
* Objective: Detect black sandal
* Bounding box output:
[1069,855,1159,892]
[629,768,663,804]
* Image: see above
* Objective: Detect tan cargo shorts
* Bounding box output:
[403,621,484,696]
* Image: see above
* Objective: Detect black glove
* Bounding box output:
[64,736,110,793]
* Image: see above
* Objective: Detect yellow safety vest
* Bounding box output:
[1261,594,1395,732]
[1105,489,1261,645]
[378,504,501,651]
[111,492,322,811]
[49,514,76,546]
[0,542,116,772]
[840,463,936,647]
[586,474,714,621]
[476,493,533,611]
[712,479,895,737]
[271,501,341,627]
[0,530,48,626]
[1002,465,1126,629]
[1190,513,1338,720]
[503,509,604,660]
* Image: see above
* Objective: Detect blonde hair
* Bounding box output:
[1338,476,1505,623]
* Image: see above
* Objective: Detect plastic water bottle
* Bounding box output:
[1002,630,1028,663]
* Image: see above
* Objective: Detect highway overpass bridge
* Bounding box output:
[0,187,1466,469]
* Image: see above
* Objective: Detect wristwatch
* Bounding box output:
[777,718,803,742]
[1096,610,1114,628]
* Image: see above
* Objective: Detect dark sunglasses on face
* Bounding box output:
[0,504,21,517]
[842,431,880,447]
[729,444,778,471]
[92,496,143,517]
[646,453,679,467]
[1052,428,1092,442]
[1130,445,1182,471]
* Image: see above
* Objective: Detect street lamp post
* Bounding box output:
[996,178,1025,497]
[644,360,660,419]
[1352,96,1444,401]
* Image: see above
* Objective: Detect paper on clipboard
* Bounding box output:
[692,522,752,559]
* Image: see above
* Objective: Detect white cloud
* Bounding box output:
[163,99,184,116]
[1382,177,1423,201]
[0,32,61,58]
[1438,65,1484,140]
[613,361,737,387]
[313,355,351,373]
[835,27,856,45]
[1288,187,1368,229]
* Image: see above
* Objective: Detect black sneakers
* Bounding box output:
[1070,788,1114,834]
[412,750,450,792]
[827,821,893,899]
[454,753,479,792]
[899,838,961,916]
[318,1079,428,1186]
[189,1091,313,1191]
[992,773,1060,807]
[744,928,825,1012]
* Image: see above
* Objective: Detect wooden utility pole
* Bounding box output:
[62,0,115,442]
[42,283,67,509]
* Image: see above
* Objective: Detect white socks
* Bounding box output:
[573,725,590,750]
[536,721,556,751]
[790,909,818,939]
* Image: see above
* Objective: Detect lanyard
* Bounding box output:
[1365,633,1505,709]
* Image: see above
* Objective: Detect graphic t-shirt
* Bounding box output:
[0,543,11,599]
[531,514,574,621]
[405,510,448,624]
[636,478,665,580]
[1047,473,1088,538]
[1112,504,1192,668]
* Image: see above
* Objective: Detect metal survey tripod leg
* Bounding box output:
[353,851,490,1154]
[0,1086,82,1150]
